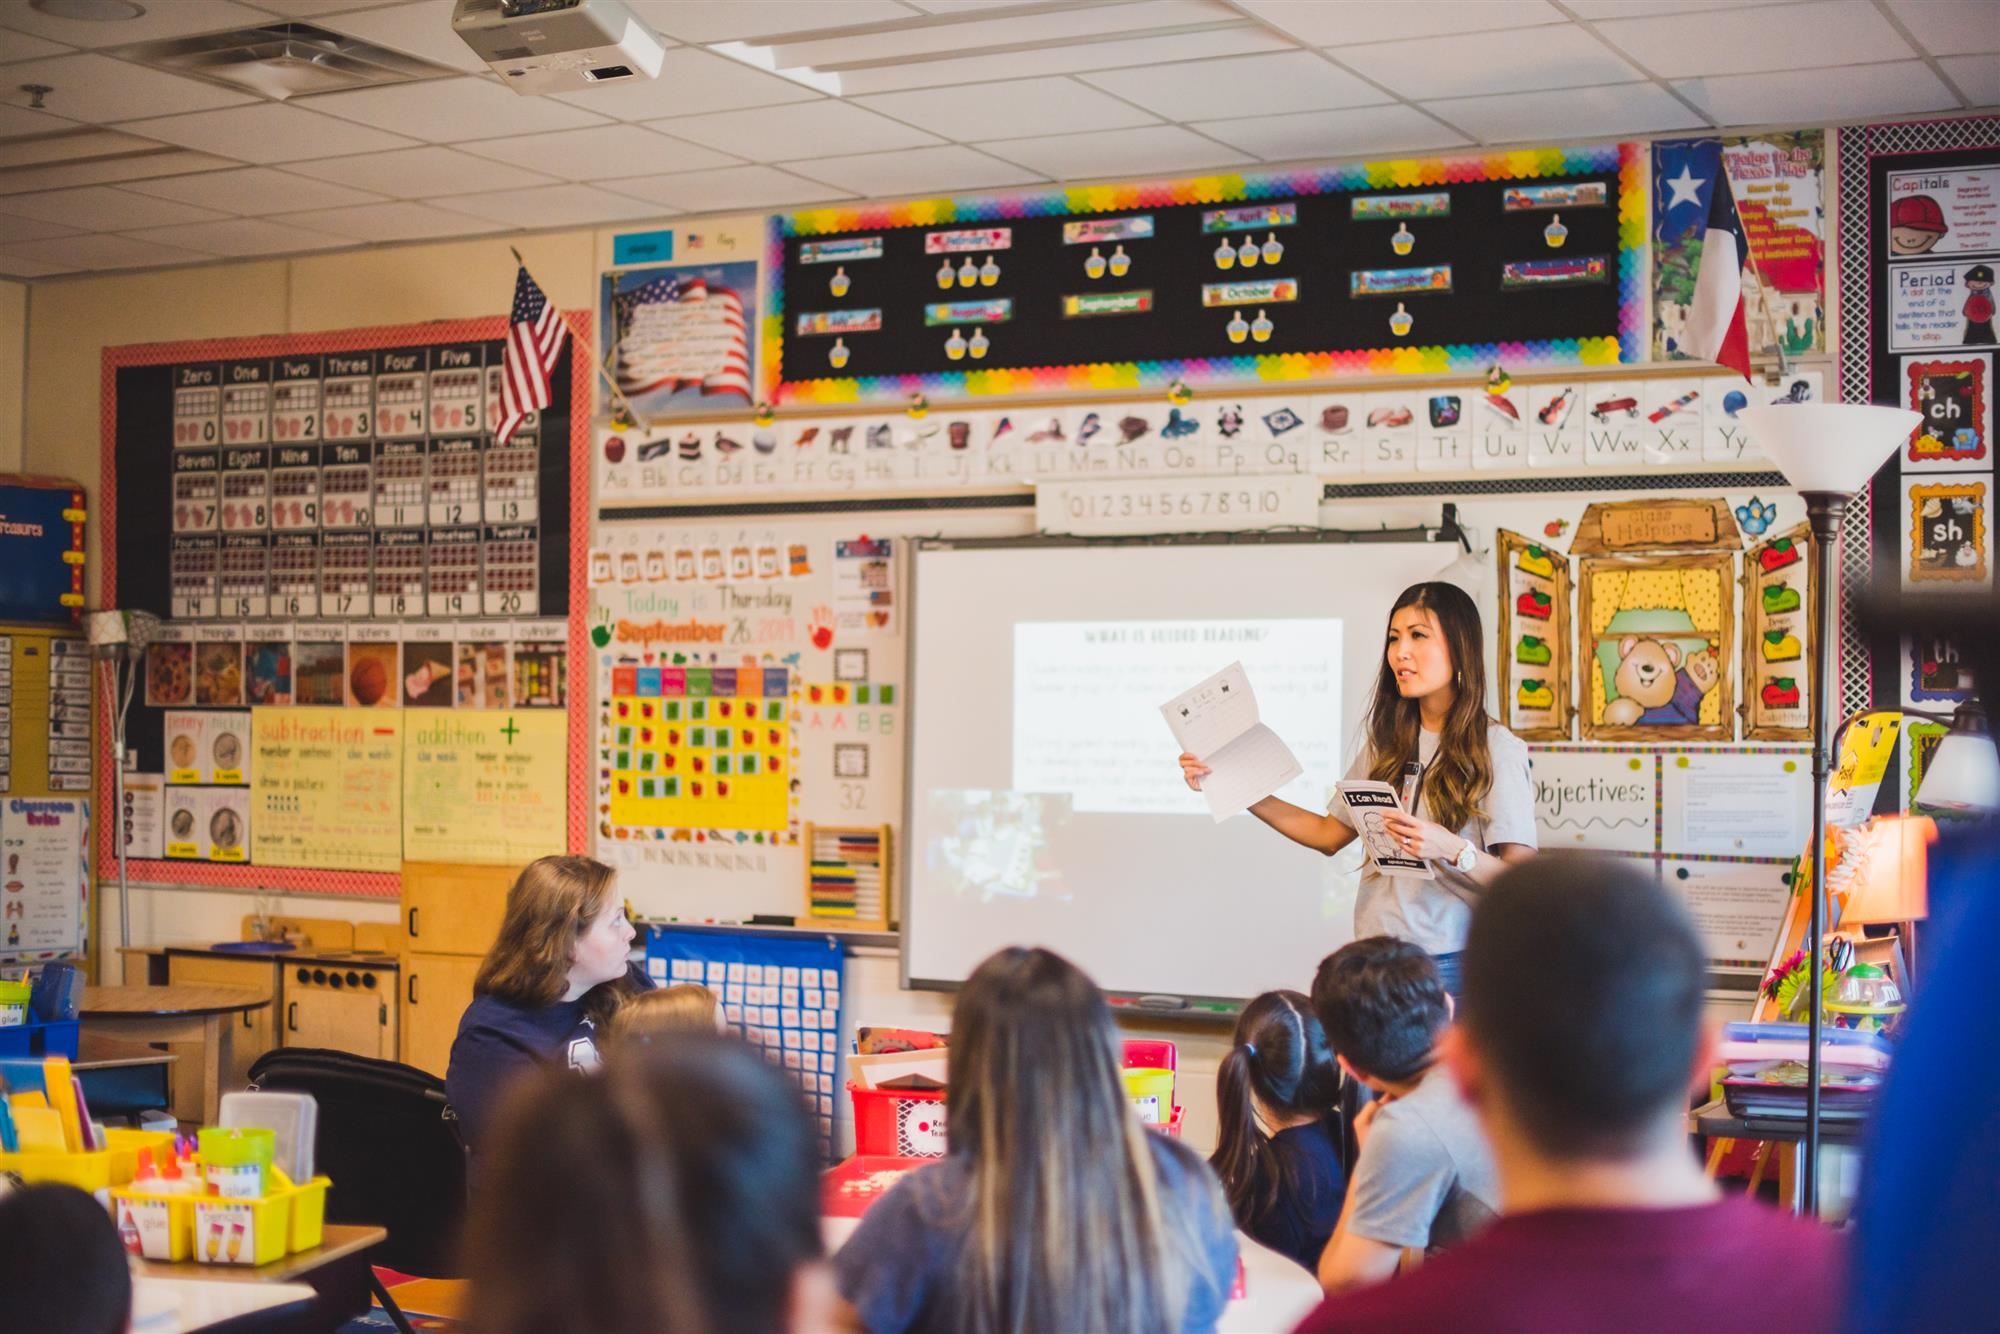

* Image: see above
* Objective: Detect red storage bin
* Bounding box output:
[1121,1039,1177,1072]
[848,1082,948,1158]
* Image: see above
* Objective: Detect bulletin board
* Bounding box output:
[98,316,594,895]
[767,143,1646,404]
[590,505,1031,922]
[1838,115,2000,733]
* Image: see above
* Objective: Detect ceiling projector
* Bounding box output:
[452,0,665,96]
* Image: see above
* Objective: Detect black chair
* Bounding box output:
[246,1047,466,1325]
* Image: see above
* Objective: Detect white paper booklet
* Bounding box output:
[1336,780,1435,879]
[1161,661,1304,821]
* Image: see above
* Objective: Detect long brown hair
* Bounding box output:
[1365,581,1495,832]
[474,855,633,1026]
[947,948,1216,1334]
[463,1035,825,1334]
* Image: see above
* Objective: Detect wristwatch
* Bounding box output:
[1452,838,1479,873]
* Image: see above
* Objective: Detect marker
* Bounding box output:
[1399,761,1422,811]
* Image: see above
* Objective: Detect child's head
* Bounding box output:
[0,1183,133,1334]
[608,982,722,1050]
[464,1033,832,1334]
[1311,937,1450,1089]
[1209,991,1341,1221]
[945,947,1194,1332]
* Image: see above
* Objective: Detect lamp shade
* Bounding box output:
[1839,816,1933,926]
[1916,730,2000,814]
[1738,403,1920,494]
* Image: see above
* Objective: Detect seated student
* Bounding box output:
[463,1033,834,1334]
[1208,989,1346,1272]
[0,1183,132,1334]
[1297,856,1842,1332]
[1311,937,1498,1291]
[835,947,1239,1334]
[606,981,723,1050]
[446,854,650,1155]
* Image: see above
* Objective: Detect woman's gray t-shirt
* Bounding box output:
[1328,723,1537,953]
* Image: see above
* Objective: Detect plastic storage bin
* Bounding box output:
[849,1082,947,1158]
[189,1165,331,1266]
[109,1185,199,1262]
[0,1018,81,1059]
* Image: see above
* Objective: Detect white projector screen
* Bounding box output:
[904,537,1460,1003]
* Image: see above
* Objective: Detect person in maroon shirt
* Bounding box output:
[1296,856,1842,1334]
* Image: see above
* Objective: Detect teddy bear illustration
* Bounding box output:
[1603,635,1720,726]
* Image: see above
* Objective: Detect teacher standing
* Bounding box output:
[1179,582,1537,994]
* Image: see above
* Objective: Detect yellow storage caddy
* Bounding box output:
[108,1184,199,1262]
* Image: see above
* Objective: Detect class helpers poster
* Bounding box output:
[0,482,86,626]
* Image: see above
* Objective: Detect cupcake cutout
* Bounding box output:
[957,257,979,288]
[1250,308,1274,343]
[967,328,990,359]
[1261,232,1283,264]
[1214,237,1236,270]
[1391,223,1414,256]
[1226,311,1250,343]
[979,255,1001,286]
[829,266,850,297]
[1389,303,1413,338]
[1544,213,1567,248]
[1237,235,1260,267]
[1108,244,1131,276]
[935,258,954,289]
[944,328,968,361]
[1085,247,1107,279]
[829,337,850,369]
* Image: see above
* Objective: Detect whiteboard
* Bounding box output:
[902,536,1459,1001]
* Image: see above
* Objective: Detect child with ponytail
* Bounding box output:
[1208,990,1347,1272]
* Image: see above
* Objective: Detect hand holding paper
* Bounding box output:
[1337,781,1435,879]
[1162,662,1304,821]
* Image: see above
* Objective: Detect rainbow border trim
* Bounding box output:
[760,144,1648,405]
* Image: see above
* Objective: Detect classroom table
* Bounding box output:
[1691,1097,1868,1216]
[74,1033,176,1120]
[80,986,270,1126]
[133,1223,412,1334]
[129,1275,317,1334]
[822,1204,1323,1332]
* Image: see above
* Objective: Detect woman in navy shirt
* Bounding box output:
[445,855,649,1156]
[834,947,1239,1334]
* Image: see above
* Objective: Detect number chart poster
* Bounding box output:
[100,316,594,896]
[768,143,1646,404]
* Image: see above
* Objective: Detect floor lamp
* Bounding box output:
[1739,403,1918,1216]
[85,609,159,950]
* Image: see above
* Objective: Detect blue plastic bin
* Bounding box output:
[0,1018,81,1060]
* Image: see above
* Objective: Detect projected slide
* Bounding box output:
[1013,619,1343,815]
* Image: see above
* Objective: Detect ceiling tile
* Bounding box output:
[1594,1,1911,78]
[461,124,737,181]
[854,77,1158,142]
[0,105,77,140]
[764,1,1231,65]
[829,27,1296,96]
[550,46,821,120]
[1335,25,1646,99]
[1239,0,1564,46]
[783,143,1038,197]
[286,145,558,198]
[267,200,510,242]
[3,53,257,123]
[122,216,354,256]
[598,164,846,211]
[1673,59,1958,124]
[0,150,239,194]
[0,30,72,62]
[1192,105,1468,162]
[0,232,207,270]
[123,165,388,214]
[0,127,155,168]
[0,184,228,230]
[1564,0,1764,14]
[646,101,940,159]
[0,0,270,48]
[119,103,420,163]
[976,125,1253,181]
[1885,0,2000,56]
[429,183,662,228]
[1081,50,1386,121]
[316,0,495,75]
[1940,53,2000,105]
[0,251,72,277]
[626,0,914,43]
[300,75,609,142]
[1425,83,1705,144]
[0,212,79,244]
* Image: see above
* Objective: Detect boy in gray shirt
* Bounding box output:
[1311,938,1499,1289]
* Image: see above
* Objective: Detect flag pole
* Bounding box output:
[1718,154,1792,377]
[511,246,651,431]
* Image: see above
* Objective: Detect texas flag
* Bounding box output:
[1685,167,1753,381]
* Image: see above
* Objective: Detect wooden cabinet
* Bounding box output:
[400,952,484,1078]
[400,863,514,957]
[281,962,398,1061]
[167,954,278,1091]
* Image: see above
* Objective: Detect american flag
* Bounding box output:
[498,265,567,447]
[612,273,750,401]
